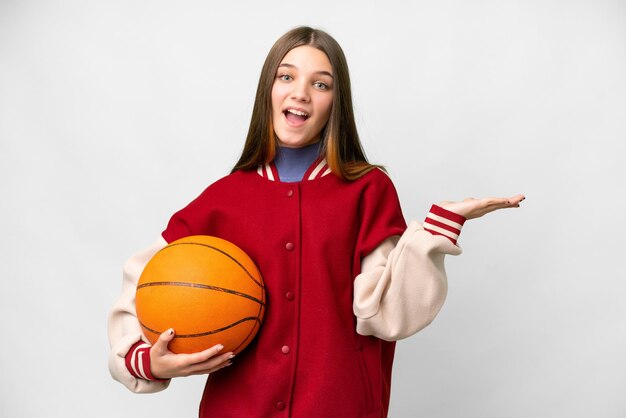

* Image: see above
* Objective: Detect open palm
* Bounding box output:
[439,194,525,220]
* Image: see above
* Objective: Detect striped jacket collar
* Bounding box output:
[257,158,332,182]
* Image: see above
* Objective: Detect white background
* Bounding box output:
[1,0,625,417]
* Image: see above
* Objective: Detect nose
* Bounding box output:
[290,80,310,102]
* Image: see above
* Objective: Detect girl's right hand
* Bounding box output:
[149,328,234,380]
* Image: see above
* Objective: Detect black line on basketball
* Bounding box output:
[137,281,265,306]
[160,242,263,288]
[140,317,260,338]
[234,297,265,353]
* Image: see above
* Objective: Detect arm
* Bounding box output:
[353,205,463,341]
[108,237,171,393]
[353,194,525,341]
[108,237,235,391]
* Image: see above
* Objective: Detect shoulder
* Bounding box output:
[191,170,256,201]
[364,167,394,184]
[353,167,399,197]
[353,167,407,255]
[162,170,257,242]
[209,169,251,189]
[346,166,403,218]
[168,170,253,217]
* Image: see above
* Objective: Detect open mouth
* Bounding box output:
[284,108,310,124]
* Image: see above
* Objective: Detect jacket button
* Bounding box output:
[286,189,294,197]
[281,345,290,354]
[285,242,294,251]
[275,401,286,411]
[285,291,294,300]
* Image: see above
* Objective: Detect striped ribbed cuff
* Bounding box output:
[125,341,167,382]
[423,205,466,245]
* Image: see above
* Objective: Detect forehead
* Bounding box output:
[280,46,332,73]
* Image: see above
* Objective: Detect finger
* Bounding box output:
[188,360,233,376]
[176,344,227,369]
[153,328,175,354]
[482,195,525,212]
[483,197,517,209]
[196,351,234,368]
[468,199,512,218]
[186,352,235,375]
[185,344,226,365]
[488,197,509,205]
[498,197,524,208]
[508,194,525,205]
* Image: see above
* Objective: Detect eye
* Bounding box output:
[277,74,293,82]
[313,81,330,90]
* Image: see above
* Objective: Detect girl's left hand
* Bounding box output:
[438,194,525,220]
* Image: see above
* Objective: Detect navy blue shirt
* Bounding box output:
[273,141,322,183]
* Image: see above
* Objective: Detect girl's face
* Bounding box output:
[271,45,334,148]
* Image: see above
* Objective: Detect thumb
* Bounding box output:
[153,328,175,353]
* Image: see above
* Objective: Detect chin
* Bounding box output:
[277,135,315,148]
[279,141,306,149]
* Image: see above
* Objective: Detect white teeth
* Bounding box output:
[286,109,309,117]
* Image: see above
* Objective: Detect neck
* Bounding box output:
[274,141,322,183]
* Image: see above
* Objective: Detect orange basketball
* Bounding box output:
[136,235,265,355]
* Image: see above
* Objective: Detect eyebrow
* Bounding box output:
[278,63,334,78]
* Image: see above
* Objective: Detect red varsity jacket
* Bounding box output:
[161,160,407,417]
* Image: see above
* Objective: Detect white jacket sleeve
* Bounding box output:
[353,221,462,341]
[108,237,170,393]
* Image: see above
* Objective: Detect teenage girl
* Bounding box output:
[108,26,524,417]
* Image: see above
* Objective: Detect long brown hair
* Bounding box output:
[231,26,378,180]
